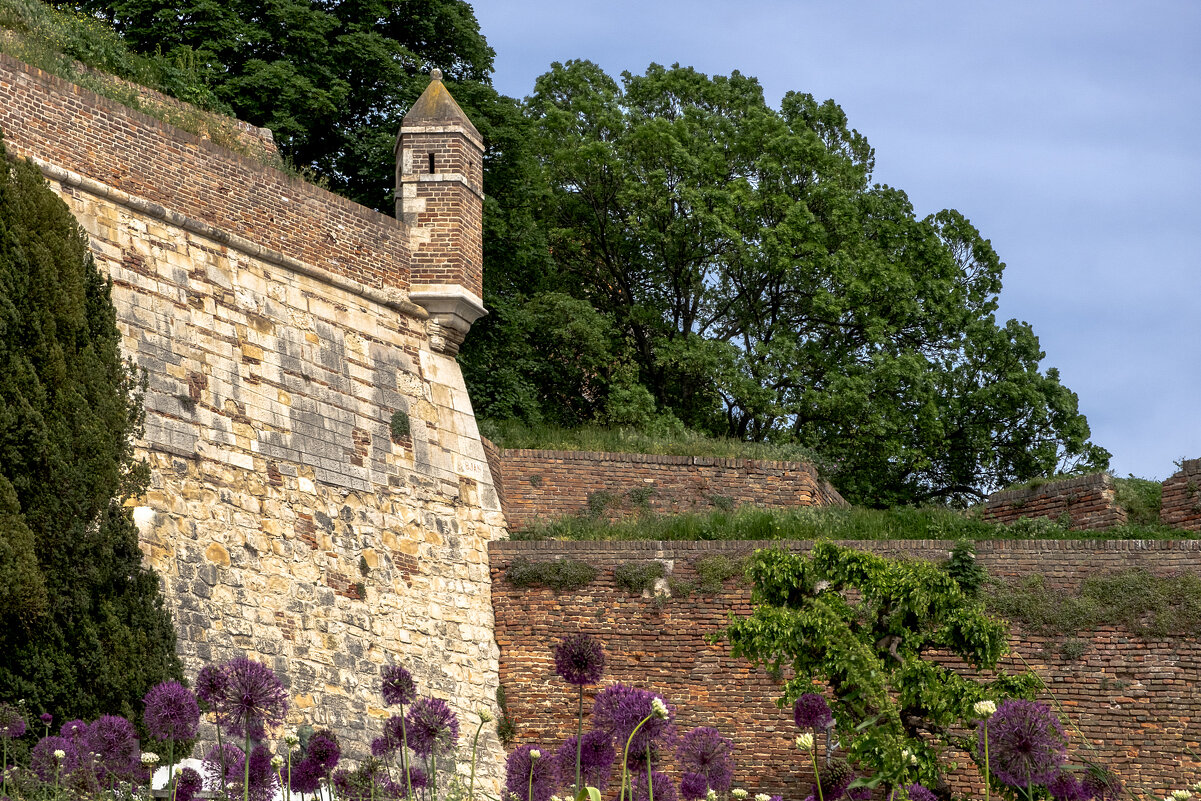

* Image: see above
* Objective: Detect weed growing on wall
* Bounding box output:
[505,558,598,593]
[692,554,748,594]
[613,562,665,595]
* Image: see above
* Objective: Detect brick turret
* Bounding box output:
[396,68,486,355]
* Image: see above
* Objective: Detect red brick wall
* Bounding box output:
[0,53,411,291]
[1161,459,1201,531]
[490,539,1201,800]
[495,449,846,530]
[981,473,1127,530]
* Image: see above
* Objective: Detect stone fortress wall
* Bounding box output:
[0,53,506,782]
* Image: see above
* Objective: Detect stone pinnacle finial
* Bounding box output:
[430,68,443,81]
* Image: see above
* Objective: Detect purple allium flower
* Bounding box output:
[0,704,26,738]
[196,664,230,709]
[39,712,53,727]
[814,760,854,800]
[333,768,353,797]
[381,665,417,707]
[593,684,674,762]
[1081,768,1123,801]
[243,744,280,801]
[979,700,1067,789]
[204,743,246,791]
[1048,773,1090,801]
[632,770,678,801]
[86,715,141,783]
[906,785,936,801]
[770,796,783,801]
[31,735,80,780]
[144,680,201,742]
[847,788,872,801]
[371,735,394,758]
[676,727,734,792]
[289,757,323,794]
[176,767,203,801]
[307,729,341,772]
[793,694,833,730]
[554,634,606,686]
[405,764,428,791]
[504,744,560,801]
[61,719,88,742]
[219,658,289,741]
[556,730,615,790]
[405,697,460,758]
[680,772,708,801]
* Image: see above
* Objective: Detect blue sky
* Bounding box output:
[473,0,1200,480]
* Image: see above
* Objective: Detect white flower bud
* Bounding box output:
[706,791,718,801]
[1172,791,1192,801]
[479,708,495,723]
[651,698,669,720]
[141,752,159,764]
[272,755,285,769]
[796,733,814,751]
[973,700,997,717]
[530,749,541,760]
[53,749,66,760]
[756,794,771,801]
[732,791,749,800]
[285,733,300,747]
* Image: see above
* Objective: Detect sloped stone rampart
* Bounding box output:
[491,539,1201,800]
[981,472,1127,530]
[0,54,507,784]
[494,448,845,530]
[1161,459,1201,531]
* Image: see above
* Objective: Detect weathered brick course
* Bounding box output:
[1161,459,1201,531]
[981,473,1127,530]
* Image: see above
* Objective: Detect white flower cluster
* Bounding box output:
[796,733,815,751]
[755,794,771,801]
[732,790,749,799]
[53,749,66,760]
[530,749,542,760]
[1170,791,1193,801]
[651,698,669,720]
[901,748,918,766]
[973,700,997,717]
[272,755,284,769]
[140,752,159,765]
[706,790,718,801]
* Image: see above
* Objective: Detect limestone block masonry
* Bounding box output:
[0,53,507,784]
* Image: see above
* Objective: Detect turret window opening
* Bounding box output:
[428,153,436,174]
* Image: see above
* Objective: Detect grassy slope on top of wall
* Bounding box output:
[481,419,826,465]
[512,503,1190,542]
[0,0,279,164]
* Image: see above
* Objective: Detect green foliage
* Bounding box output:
[722,543,1038,789]
[613,561,665,595]
[479,419,824,465]
[585,490,617,519]
[494,684,516,745]
[1112,475,1163,527]
[943,540,986,598]
[986,569,1201,638]
[0,130,182,722]
[692,553,748,593]
[389,409,410,441]
[482,59,1108,506]
[504,557,598,593]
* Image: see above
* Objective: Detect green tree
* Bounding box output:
[0,131,182,722]
[523,60,1108,505]
[722,542,1038,792]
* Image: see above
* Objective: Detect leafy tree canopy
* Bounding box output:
[722,542,1039,791]
[0,130,182,723]
[488,60,1108,505]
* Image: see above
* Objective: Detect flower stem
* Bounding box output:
[618,714,653,801]
[431,752,439,801]
[401,707,413,801]
[527,759,535,801]
[244,732,252,801]
[810,747,824,801]
[646,745,654,801]
[470,718,485,801]
[576,687,584,797]
[982,723,990,801]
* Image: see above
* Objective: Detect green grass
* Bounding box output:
[480,419,826,466]
[511,504,1200,542]
[0,0,282,163]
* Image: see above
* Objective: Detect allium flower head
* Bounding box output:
[793,694,833,730]
[1174,792,1194,801]
[756,794,771,801]
[906,784,937,801]
[633,770,678,801]
[479,708,495,723]
[205,743,247,790]
[593,684,674,760]
[1082,768,1123,801]
[381,665,417,707]
[220,658,289,741]
[979,700,1067,788]
[288,757,323,794]
[40,713,53,727]
[196,664,230,709]
[676,727,734,792]
[306,729,341,771]
[505,744,560,801]
[732,790,749,799]
[271,755,284,769]
[1048,773,1090,801]
[244,744,281,801]
[176,767,203,801]
[144,680,201,742]
[405,697,460,758]
[554,634,606,686]
[0,704,26,739]
[974,700,998,718]
[847,788,871,801]
[556,729,615,790]
[142,752,160,764]
[31,736,79,780]
[60,719,88,741]
[87,715,141,782]
[681,772,709,801]
[796,733,814,751]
